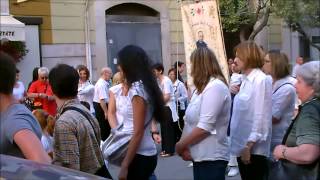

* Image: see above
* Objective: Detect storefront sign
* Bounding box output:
[0,15,25,41]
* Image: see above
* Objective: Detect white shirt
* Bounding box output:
[13,81,25,101]
[230,69,272,157]
[230,73,242,86]
[78,80,95,113]
[109,84,125,125]
[41,133,53,153]
[292,64,300,78]
[173,80,188,110]
[118,81,157,156]
[158,76,178,122]
[93,78,110,103]
[271,76,296,146]
[182,78,231,162]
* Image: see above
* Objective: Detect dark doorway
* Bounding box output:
[105,3,162,73]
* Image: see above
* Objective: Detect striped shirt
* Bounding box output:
[53,99,104,174]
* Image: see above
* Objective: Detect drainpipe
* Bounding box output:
[84,0,93,82]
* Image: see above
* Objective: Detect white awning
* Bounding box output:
[0,15,25,41]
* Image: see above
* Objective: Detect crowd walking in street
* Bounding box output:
[1,41,319,180]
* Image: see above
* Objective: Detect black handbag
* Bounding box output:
[23,97,34,111]
[268,99,320,180]
[268,159,319,180]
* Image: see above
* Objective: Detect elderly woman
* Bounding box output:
[273,61,319,175]
[230,41,272,180]
[28,67,57,116]
[176,48,231,180]
[77,65,95,114]
[262,51,297,153]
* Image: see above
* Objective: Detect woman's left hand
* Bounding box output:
[119,166,128,180]
[175,141,185,156]
[181,149,192,161]
[273,145,285,160]
[240,147,251,164]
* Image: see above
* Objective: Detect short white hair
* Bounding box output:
[38,67,49,76]
[296,61,320,97]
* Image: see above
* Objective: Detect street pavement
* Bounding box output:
[108,152,241,180]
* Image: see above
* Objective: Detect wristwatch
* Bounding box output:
[282,147,287,159]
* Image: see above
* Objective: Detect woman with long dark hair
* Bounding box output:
[115,45,164,180]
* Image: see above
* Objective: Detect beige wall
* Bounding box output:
[9,0,53,44]
[168,0,186,67]
[268,16,282,50]
[50,0,88,44]
[10,0,189,79]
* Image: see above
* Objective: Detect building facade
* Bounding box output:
[10,0,186,82]
[9,0,319,84]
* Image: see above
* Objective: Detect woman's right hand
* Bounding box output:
[230,85,240,94]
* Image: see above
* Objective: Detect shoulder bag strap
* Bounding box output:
[281,117,297,145]
[273,83,293,95]
[61,106,99,142]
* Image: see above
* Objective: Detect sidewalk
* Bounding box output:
[108,154,241,180]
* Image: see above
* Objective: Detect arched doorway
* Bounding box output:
[105,3,162,73]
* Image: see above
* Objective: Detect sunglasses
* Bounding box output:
[41,76,48,80]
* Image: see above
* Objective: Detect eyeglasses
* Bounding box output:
[40,76,48,80]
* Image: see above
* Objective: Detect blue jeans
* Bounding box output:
[193,160,228,180]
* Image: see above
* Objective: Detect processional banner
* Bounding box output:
[181,0,229,85]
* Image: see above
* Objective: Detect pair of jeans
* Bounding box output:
[193,160,228,180]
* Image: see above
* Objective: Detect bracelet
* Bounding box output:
[282,147,287,159]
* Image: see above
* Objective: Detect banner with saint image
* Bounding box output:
[181,0,229,85]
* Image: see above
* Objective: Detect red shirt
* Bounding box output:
[28,80,57,116]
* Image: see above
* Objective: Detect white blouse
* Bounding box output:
[182,78,231,162]
[109,84,125,125]
[41,133,53,153]
[78,80,95,113]
[230,69,272,157]
[158,76,178,122]
[116,81,157,156]
[271,76,296,146]
[173,80,188,110]
[230,73,242,86]
[13,81,25,101]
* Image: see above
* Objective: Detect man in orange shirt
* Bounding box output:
[28,67,57,116]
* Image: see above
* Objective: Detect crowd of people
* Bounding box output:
[0,40,319,180]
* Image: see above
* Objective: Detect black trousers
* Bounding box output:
[237,154,268,180]
[93,102,110,141]
[127,154,157,180]
[174,106,185,142]
[193,160,228,180]
[160,107,176,154]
